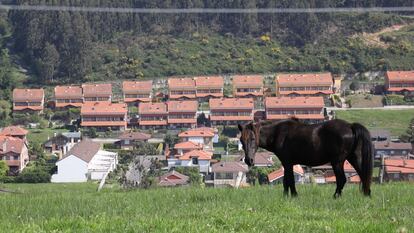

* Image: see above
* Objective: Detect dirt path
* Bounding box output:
[355,24,409,48]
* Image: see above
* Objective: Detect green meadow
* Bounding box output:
[0,183,413,232]
[335,109,414,136]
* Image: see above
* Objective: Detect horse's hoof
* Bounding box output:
[291,193,298,197]
[333,193,341,199]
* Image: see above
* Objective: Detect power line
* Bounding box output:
[0,5,414,14]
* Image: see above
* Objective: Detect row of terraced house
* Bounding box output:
[11,71,414,130]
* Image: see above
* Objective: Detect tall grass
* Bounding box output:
[0,183,413,232]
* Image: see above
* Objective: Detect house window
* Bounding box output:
[216,172,233,179]
[393,173,400,179]
[192,157,199,165]
[13,156,19,160]
[124,140,130,145]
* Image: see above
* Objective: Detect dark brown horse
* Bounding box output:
[238,119,373,198]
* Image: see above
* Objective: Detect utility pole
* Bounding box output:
[379,152,384,184]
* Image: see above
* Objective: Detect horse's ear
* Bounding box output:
[238,124,244,132]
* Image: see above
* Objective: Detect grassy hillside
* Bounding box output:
[0,183,413,232]
[335,109,414,136]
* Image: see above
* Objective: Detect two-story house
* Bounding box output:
[82,84,112,102]
[122,80,153,106]
[276,73,333,96]
[12,88,44,113]
[233,75,263,99]
[168,77,196,100]
[195,76,224,102]
[167,100,198,129]
[138,102,168,129]
[81,102,128,131]
[178,127,217,152]
[385,71,414,95]
[0,136,29,174]
[209,98,254,126]
[54,85,83,108]
[374,141,413,159]
[265,96,325,123]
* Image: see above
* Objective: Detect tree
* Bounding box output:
[175,167,202,185]
[164,133,179,148]
[0,161,9,178]
[0,100,11,127]
[36,42,59,84]
[349,81,361,91]
[400,118,414,144]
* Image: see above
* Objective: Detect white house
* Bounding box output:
[211,161,249,188]
[51,140,118,183]
[178,127,218,152]
[168,149,212,174]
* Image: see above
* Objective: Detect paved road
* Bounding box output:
[327,105,414,111]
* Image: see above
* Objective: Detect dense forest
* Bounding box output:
[1,0,414,86]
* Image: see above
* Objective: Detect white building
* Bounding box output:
[168,149,212,174]
[51,140,118,183]
[178,127,218,152]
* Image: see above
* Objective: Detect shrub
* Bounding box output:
[15,167,51,183]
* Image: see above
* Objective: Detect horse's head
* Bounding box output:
[238,122,260,167]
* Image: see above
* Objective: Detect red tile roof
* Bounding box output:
[253,152,274,166]
[139,102,167,115]
[210,116,254,121]
[374,141,412,150]
[265,96,325,108]
[174,141,203,150]
[82,84,112,98]
[54,86,83,99]
[233,75,263,88]
[212,161,249,173]
[179,127,215,138]
[167,100,198,112]
[384,159,414,174]
[209,98,254,110]
[168,78,195,90]
[277,73,333,86]
[81,102,127,115]
[0,136,26,154]
[195,76,224,88]
[13,88,44,102]
[267,165,304,182]
[122,80,153,93]
[324,174,361,183]
[179,149,212,160]
[386,71,414,82]
[158,171,189,187]
[387,87,414,92]
[13,105,44,111]
[0,126,28,137]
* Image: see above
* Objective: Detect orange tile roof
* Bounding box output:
[267,114,324,120]
[179,149,212,160]
[81,102,127,115]
[167,100,198,112]
[168,78,195,90]
[233,75,263,88]
[168,118,197,124]
[82,84,112,98]
[195,76,224,88]
[55,102,83,108]
[387,87,414,92]
[386,71,414,82]
[209,98,254,110]
[13,105,43,111]
[267,165,304,182]
[265,96,325,108]
[139,120,167,126]
[210,116,253,121]
[139,102,167,115]
[124,97,151,103]
[277,73,333,86]
[122,80,153,94]
[54,86,83,99]
[174,141,203,150]
[0,126,28,136]
[179,128,215,138]
[13,89,44,102]
[81,121,126,127]
[384,159,414,174]
[278,90,333,95]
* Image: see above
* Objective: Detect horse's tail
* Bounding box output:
[351,123,373,196]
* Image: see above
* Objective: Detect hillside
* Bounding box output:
[1,183,413,232]
[1,1,414,86]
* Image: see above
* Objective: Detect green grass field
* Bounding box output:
[1,183,413,232]
[27,128,69,145]
[335,109,414,136]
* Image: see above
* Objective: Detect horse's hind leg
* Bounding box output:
[284,165,298,197]
[332,160,346,198]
